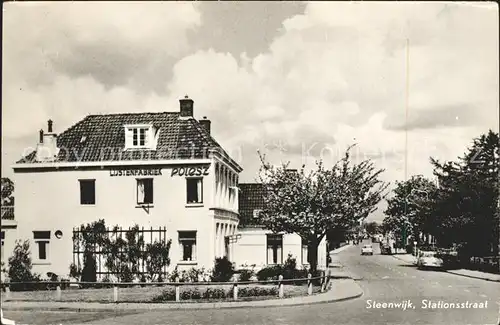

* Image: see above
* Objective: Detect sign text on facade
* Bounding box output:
[171,166,209,177]
[110,169,163,177]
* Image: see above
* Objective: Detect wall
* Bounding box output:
[1,222,17,268]
[11,162,218,278]
[233,228,328,270]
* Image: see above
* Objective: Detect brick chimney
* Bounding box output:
[36,119,59,162]
[199,116,211,135]
[179,95,194,118]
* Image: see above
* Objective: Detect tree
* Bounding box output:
[1,177,14,206]
[257,145,388,272]
[364,221,380,236]
[431,130,499,258]
[383,175,438,246]
[8,240,38,290]
[144,239,172,282]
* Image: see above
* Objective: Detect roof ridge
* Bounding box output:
[86,111,179,117]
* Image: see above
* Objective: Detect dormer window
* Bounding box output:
[124,124,156,150]
[133,128,148,146]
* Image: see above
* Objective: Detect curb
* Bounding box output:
[445,271,500,283]
[1,280,364,312]
[391,255,500,282]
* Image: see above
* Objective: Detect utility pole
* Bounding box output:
[403,38,410,252]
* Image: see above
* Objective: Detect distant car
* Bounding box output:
[361,244,374,255]
[380,244,392,255]
[417,251,443,270]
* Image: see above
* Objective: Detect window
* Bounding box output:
[126,126,152,148]
[137,178,154,205]
[301,238,309,265]
[79,180,95,205]
[1,231,4,262]
[33,231,51,261]
[186,178,203,204]
[132,128,148,146]
[267,234,283,265]
[178,231,197,262]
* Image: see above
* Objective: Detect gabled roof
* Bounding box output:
[16,112,241,171]
[238,183,265,228]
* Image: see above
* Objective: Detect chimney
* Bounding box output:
[47,119,53,133]
[36,119,59,162]
[199,116,211,135]
[179,95,194,118]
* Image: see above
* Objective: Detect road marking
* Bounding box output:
[382,276,389,279]
[448,285,452,288]
[464,289,470,293]
[480,294,487,298]
[411,275,416,278]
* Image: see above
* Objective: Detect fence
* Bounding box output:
[2,271,334,303]
[467,256,500,273]
[72,226,168,281]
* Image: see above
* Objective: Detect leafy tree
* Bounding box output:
[431,130,499,258]
[8,240,34,282]
[144,239,172,282]
[383,175,438,246]
[1,177,14,206]
[257,145,388,272]
[103,225,146,282]
[364,221,381,236]
[74,219,108,282]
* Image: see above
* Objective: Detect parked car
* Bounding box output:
[380,244,392,255]
[361,244,374,255]
[417,251,443,270]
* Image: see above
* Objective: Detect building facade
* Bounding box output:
[234,183,328,270]
[10,97,242,278]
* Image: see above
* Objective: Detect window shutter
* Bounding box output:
[125,128,133,148]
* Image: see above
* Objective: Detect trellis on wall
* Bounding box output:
[72,226,169,281]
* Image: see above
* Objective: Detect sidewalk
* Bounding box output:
[391,254,500,282]
[446,269,500,282]
[329,243,354,268]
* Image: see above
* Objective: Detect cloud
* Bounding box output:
[2,1,498,215]
[166,2,497,186]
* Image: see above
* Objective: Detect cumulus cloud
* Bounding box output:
[2,2,498,220]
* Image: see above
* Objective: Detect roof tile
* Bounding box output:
[17,112,239,169]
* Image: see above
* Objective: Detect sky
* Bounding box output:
[2,1,499,221]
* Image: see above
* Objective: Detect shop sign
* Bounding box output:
[171,166,209,177]
[110,168,163,177]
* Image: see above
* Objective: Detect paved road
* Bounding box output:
[5,241,500,325]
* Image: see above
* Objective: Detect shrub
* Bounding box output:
[69,263,81,280]
[210,257,235,282]
[238,269,254,282]
[151,286,279,302]
[81,252,97,285]
[151,288,176,302]
[256,265,282,281]
[7,240,40,291]
[202,287,231,299]
[239,287,278,297]
[181,288,202,300]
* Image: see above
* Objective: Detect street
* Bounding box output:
[4,242,499,325]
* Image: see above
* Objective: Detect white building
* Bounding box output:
[9,96,242,278]
[5,97,328,280]
[234,183,328,270]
